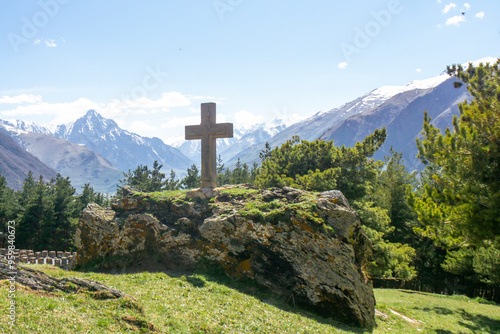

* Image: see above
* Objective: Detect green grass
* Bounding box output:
[1,265,499,333]
[374,289,500,333]
[133,189,190,201]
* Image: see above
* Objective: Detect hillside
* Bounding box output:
[0,131,57,190]
[19,133,122,194]
[1,264,498,333]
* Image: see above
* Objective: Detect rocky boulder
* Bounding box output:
[76,185,376,328]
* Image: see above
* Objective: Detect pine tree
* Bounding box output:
[375,148,417,244]
[182,164,201,189]
[118,160,166,193]
[412,59,500,284]
[355,148,418,280]
[39,174,76,251]
[216,155,227,186]
[164,170,181,190]
[413,59,500,247]
[0,173,17,227]
[149,161,165,192]
[255,128,386,201]
[16,172,40,249]
[259,142,272,161]
[250,162,259,182]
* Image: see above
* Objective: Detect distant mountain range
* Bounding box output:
[227,75,454,167]
[231,58,497,169]
[8,110,193,173]
[0,57,496,192]
[0,111,193,193]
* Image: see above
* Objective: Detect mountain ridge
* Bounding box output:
[5,110,193,174]
[0,130,58,190]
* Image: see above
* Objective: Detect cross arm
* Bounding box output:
[212,123,233,139]
[185,125,203,140]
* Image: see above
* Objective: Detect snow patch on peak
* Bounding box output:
[462,56,498,68]
[85,109,100,118]
[370,73,449,101]
[0,120,28,135]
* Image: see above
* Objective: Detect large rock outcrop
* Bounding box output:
[76,185,376,328]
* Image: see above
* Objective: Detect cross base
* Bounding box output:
[185,187,220,200]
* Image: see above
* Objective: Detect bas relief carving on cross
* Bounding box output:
[185,102,233,198]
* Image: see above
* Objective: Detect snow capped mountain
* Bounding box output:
[461,56,498,68]
[229,74,449,166]
[1,119,60,138]
[232,57,497,168]
[368,73,450,103]
[320,76,469,171]
[0,119,123,193]
[78,110,193,172]
[2,110,193,175]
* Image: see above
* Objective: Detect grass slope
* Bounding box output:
[1,265,499,333]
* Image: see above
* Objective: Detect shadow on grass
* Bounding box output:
[457,308,500,333]
[416,307,454,315]
[415,305,500,333]
[75,255,371,333]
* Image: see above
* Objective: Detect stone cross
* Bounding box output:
[185,103,233,189]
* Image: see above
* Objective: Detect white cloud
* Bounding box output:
[0,98,99,124]
[44,39,57,47]
[0,94,42,104]
[234,110,264,126]
[115,91,190,111]
[189,95,216,101]
[475,11,485,19]
[463,3,470,10]
[130,121,157,132]
[33,39,42,45]
[442,2,456,13]
[161,116,200,128]
[446,15,466,26]
[415,68,422,73]
[337,62,348,69]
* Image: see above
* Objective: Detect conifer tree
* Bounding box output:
[412,59,500,247]
[216,155,228,186]
[0,173,17,227]
[374,148,417,244]
[118,160,166,193]
[358,148,418,280]
[164,169,181,190]
[255,129,386,201]
[75,183,108,211]
[16,172,40,249]
[39,174,76,251]
[182,164,201,189]
[412,59,500,284]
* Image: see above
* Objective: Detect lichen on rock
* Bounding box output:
[76,184,376,328]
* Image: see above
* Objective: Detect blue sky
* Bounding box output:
[0,0,498,144]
